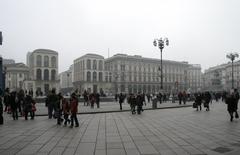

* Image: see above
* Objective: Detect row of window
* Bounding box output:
[105,63,188,74]
[75,59,104,71]
[117,84,186,93]
[36,69,56,81]
[84,71,185,83]
[36,55,57,67]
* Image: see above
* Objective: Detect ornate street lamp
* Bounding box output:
[226,53,239,89]
[153,38,169,90]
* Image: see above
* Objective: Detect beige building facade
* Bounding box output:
[5,63,29,91]
[73,53,202,94]
[26,49,59,96]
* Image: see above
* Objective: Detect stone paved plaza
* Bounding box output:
[0,102,240,155]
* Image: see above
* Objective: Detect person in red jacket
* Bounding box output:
[70,93,79,128]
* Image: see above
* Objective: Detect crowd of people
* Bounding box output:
[0,87,239,126]
[0,88,36,121]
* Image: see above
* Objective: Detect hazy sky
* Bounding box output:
[1,0,240,72]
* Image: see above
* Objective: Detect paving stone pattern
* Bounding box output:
[0,102,240,155]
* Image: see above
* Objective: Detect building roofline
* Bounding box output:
[32,49,58,54]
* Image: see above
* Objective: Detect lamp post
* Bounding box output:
[226,53,239,89]
[67,73,69,94]
[114,73,119,94]
[153,38,169,90]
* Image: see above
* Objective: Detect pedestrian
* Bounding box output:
[225,90,237,122]
[119,93,124,110]
[62,97,70,126]
[182,91,187,105]
[0,90,4,125]
[24,94,34,120]
[178,91,183,105]
[233,89,239,118]
[129,94,136,114]
[57,93,63,125]
[195,92,202,111]
[17,89,25,116]
[69,93,79,128]
[89,93,95,109]
[83,90,88,106]
[95,92,100,108]
[203,91,211,111]
[10,91,18,120]
[136,93,143,114]
[46,89,58,119]
[3,88,10,114]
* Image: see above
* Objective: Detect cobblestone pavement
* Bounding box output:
[0,102,240,155]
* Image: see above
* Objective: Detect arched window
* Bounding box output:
[87,59,91,69]
[44,56,49,67]
[36,69,42,80]
[87,71,91,82]
[37,55,42,67]
[99,72,103,82]
[51,56,56,67]
[99,60,103,70]
[93,72,97,82]
[93,60,97,70]
[44,69,49,81]
[51,69,56,80]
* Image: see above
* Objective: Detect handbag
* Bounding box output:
[193,102,197,108]
[32,104,36,112]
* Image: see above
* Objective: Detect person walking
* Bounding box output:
[89,93,95,109]
[129,94,136,114]
[46,89,58,119]
[24,94,34,120]
[204,91,211,111]
[233,89,239,119]
[0,90,4,125]
[3,88,10,114]
[119,93,124,110]
[195,92,202,111]
[10,91,18,120]
[182,91,187,105]
[57,93,63,125]
[178,91,183,105]
[62,97,70,126]
[70,93,79,128]
[136,93,144,114]
[225,90,237,122]
[95,92,100,108]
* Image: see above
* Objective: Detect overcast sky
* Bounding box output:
[1,0,240,72]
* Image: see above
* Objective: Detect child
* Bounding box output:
[62,97,70,126]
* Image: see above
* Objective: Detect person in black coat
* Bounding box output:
[129,94,136,114]
[95,92,100,108]
[10,91,18,120]
[119,93,124,110]
[136,93,144,114]
[204,92,211,111]
[195,92,202,111]
[0,90,3,124]
[225,91,237,122]
[24,94,34,120]
[233,89,239,119]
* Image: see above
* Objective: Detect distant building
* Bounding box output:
[3,59,15,65]
[203,61,240,91]
[25,49,59,96]
[4,63,29,92]
[59,65,73,94]
[187,64,202,93]
[73,54,107,94]
[73,53,202,95]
